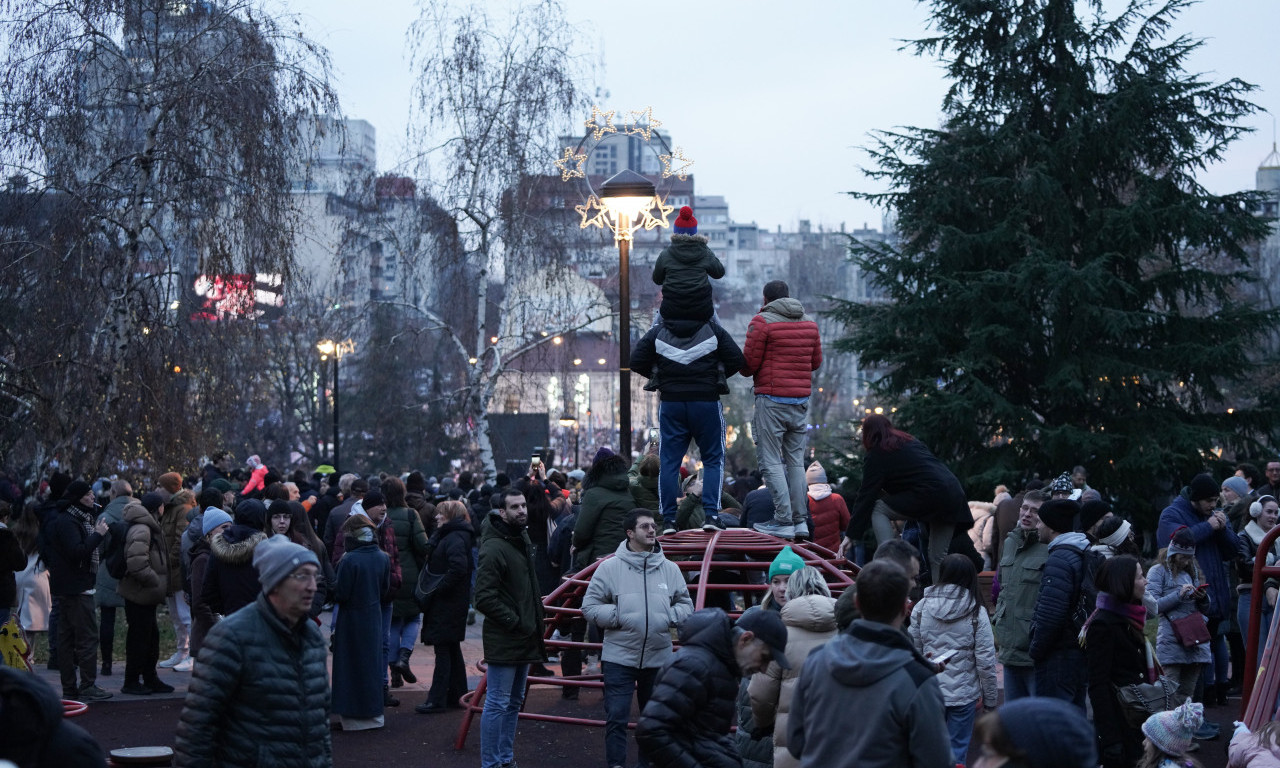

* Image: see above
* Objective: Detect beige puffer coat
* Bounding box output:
[747,594,838,768]
[117,501,168,607]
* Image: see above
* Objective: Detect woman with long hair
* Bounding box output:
[1084,554,1149,768]
[844,414,973,582]
[415,500,475,714]
[908,553,998,766]
[11,500,51,635]
[271,500,333,618]
[1148,526,1211,703]
[748,566,837,768]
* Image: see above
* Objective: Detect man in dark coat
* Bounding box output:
[636,607,788,768]
[0,665,105,766]
[46,480,111,700]
[631,315,747,534]
[0,501,26,630]
[175,535,331,767]
[473,489,546,768]
[1028,498,1096,710]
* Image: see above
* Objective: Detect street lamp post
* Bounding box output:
[558,411,579,470]
[317,338,356,472]
[599,169,657,460]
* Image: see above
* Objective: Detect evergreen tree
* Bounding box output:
[830,0,1280,516]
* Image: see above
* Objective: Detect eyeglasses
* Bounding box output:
[288,571,320,584]
[635,523,657,531]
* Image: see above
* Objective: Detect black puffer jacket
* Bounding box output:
[0,665,105,767]
[1029,533,1094,661]
[637,608,743,768]
[202,526,267,618]
[631,319,746,402]
[175,593,332,768]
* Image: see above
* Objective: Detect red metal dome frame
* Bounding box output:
[453,528,857,748]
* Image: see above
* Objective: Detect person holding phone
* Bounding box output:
[1147,526,1211,703]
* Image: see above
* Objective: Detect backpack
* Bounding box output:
[102,520,131,580]
[1070,547,1106,634]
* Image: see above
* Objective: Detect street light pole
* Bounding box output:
[331,353,340,472]
[318,338,355,472]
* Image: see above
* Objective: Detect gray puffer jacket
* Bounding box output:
[581,540,693,669]
[175,592,332,768]
[908,584,998,708]
[1147,561,1212,666]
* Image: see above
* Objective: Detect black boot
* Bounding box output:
[1216,682,1229,707]
[397,648,418,684]
[384,684,400,707]
[390,663,403,689]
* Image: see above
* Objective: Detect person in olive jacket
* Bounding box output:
[573,449,639,570]
[415,500,475,714]
[116,500,173,696]
[175,536,331,768]
[473,489,546,768]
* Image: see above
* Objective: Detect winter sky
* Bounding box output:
[296,0,1280,233]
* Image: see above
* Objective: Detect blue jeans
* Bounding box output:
[752,396,809,524]
[1034,649,1087,711]
[1003,664,1035,701]
[657,400,725,528]
[389,613,421,653]
[603,661,658,768]
[381,603,393,684]
[481,663,529,768]
[946,701,979,766]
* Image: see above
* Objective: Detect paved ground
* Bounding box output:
[33,610,1243,768]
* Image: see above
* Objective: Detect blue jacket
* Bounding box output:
[1029,532,1091,662]
[1156,493,1239,620]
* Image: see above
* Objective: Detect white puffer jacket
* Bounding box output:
[908,583,998,708]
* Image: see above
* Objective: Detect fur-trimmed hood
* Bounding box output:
[210,528,267,565]
[669,232,709,245]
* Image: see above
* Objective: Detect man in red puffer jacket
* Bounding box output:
[741,281,822,541]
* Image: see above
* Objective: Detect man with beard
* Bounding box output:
[46,480,112,700]
[473,489,546,768]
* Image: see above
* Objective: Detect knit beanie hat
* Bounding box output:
[673,206,697,235]
[1167,526,1197,556]
[1037,498,1080,534]
[208,478,233,494]
[253,534,320,593]
[1189,473,1219,502]
[768,546,806,581]
[61,479,92,502]
[362,490,385,510]
[139,491,165,515]
[202,507,233,536]
[1222,476,1251,499]
[1047,472,1074,496]
[1142,698,1203,757]
[157,472,182,494]
[1079,499,1110,532]
[234,498,267,531]
[592,447,614,466]
[999,697,1097,768]
[805,461,827,485]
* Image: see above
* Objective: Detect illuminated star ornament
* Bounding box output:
[659,146,694,180]
[575,195,608,229]
[640,194,674,230]
[554,146,587,181]
[585,105,616,141]
[623,107,662,141]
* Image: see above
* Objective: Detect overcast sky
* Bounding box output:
[296,1,1280,233]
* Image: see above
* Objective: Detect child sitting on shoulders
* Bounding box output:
[652,206,724,323]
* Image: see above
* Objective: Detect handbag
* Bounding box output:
[1114,675,1178,728]
[414,566,447,611]
[1169,611,1211,648]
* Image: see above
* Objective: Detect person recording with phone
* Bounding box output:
[513,455,559,599]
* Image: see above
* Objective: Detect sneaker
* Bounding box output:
[662,527,677,536]
[753,521,795,539]
[145,679,175,694]
[62,688,79,699]
[467,608,476,626]
[121,682,153,696]
[793,522,810,540]
[702,514,725,532]
[157,651,186,669]
[100,662,112,676]
[174,657,194,673]
[78,685,114,701]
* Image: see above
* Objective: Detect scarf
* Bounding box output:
[68,503,100,574]
[1080,591,1146,645]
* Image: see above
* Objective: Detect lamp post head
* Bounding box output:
[558,411,577,427]
[316,339,335,357]
[600,169,656,223]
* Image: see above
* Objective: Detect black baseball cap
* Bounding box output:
[736,607,791,669]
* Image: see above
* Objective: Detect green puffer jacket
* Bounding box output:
[629,459,661,514]
[993,525,1048,667]
[175,592,332,768]
[388,506,430,618]
[574,470,639,570]
[474,511,546,665]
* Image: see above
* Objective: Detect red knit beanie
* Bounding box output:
[673,206,697,235]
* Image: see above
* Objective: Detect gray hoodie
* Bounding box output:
[582,539,694,669]
[787,619,950,768]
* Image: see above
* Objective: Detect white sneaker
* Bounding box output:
[174,657,194,672]
[661,528,677,536]
[793,522,810,540]
[157,651,187,669]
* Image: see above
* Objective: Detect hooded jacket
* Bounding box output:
[1229,728,1280,768]
[117,501,168,607]
[582,539,693,670]
[0,665,105,766]
[574,467,639,570]
[787,619,950,768]
[907,584,998,708]
[636,608,745,768]
[805,485,849,552]
[652,233,725,321]
[740,297,822,398]
[993,525,1048,667]
[473,511,546,664]
[631,318,746,402]
[93,494,132,609]
[202,526,268,618]
[1147,560,1212,666]
[748,594,839,768]
[1157,492,1240,620]
[1028,532,1093,662]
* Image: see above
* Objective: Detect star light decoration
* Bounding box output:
[642,194,674,230]
[575,195,608,230]
[622,107,662,141]
[659,146,694,181]
[554,146,587,181]
[585,105,616,141]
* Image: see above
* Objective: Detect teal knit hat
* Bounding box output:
[768,546,806,581]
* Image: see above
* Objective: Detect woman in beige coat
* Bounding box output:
[117,500,173,696]
[747,566,838,768]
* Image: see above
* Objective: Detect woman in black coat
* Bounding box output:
[1083,554,1149,768]
[415,500,475,714]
